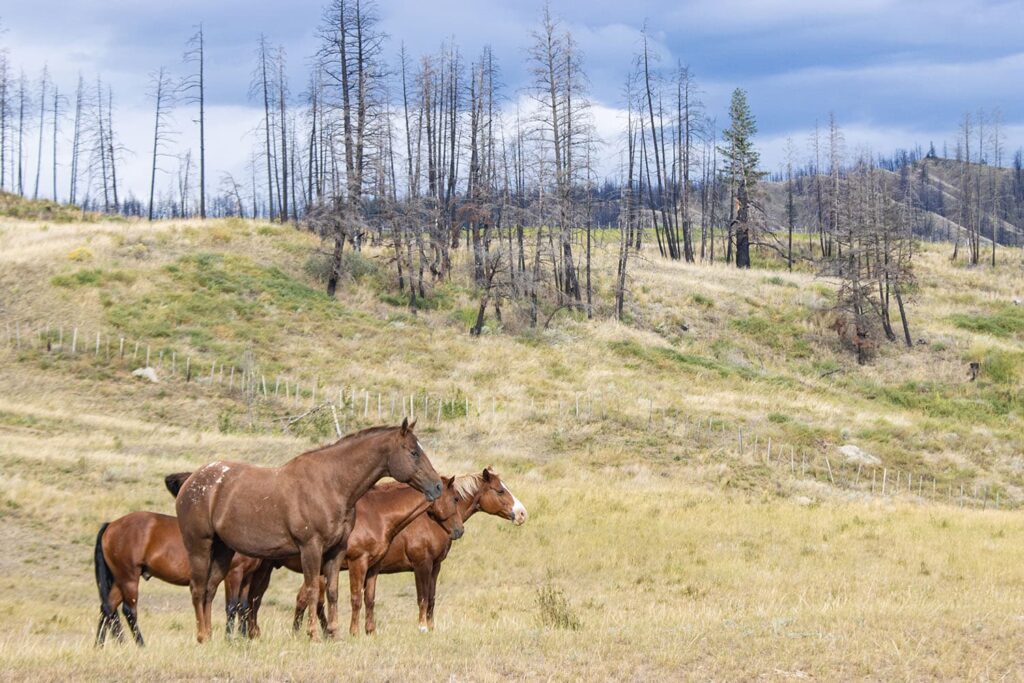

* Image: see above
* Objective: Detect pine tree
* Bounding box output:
[719,88,763,268]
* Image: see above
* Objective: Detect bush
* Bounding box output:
[304,250,380,286]
[691,293,714,308]
[536,576,581,631]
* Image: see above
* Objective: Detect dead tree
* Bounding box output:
[182,24,207,218]
[147,67,176,221]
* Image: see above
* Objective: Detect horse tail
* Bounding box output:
[94,523,114,611]
[164,472,192,498]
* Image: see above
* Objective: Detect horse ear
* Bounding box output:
[400,417,409,435]
[408,419,417,432]
[482,467,492,482]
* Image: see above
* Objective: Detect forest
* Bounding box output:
[1,2,1023,361]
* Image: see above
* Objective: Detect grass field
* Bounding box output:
[0,212,1022,679]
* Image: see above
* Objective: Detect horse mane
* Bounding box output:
[453,473,483,499]
[298,425,400,458]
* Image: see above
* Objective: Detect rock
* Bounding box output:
[838,444,881,466]
[1013,298,1021,306]
[132,367,159,383]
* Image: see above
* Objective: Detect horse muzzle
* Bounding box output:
[450,527,464,541]
[424,480,443,501]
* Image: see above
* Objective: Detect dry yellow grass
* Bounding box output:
[0,216,1022,679]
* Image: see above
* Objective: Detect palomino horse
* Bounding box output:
[249,467,525,634]
[228,477,464,637]
[175,419,442,642]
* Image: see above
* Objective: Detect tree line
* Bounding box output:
[2,6,1021,363]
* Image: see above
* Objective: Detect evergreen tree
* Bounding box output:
[720,88,763,268]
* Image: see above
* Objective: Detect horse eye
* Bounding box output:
[497,489,506,496]
[410,450,420,459]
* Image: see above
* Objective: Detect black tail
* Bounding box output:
[164,472,192,498]
[94,523,113,609]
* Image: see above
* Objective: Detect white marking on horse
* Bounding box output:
[508,485,527,525]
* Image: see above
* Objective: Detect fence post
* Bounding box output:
[824,456,835,485]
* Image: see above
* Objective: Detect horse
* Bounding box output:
[368,467,527,633]
[243,467,525,635]
[175,419,442,642]
[227,475,465,637]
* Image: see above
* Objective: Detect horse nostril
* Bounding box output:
[427,481,442,501]
[451,528,464,540]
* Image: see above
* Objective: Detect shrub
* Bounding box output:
[536,576,581,631]
[67,247,93,262]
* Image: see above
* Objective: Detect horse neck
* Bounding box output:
[458,490,482,522]
[302,437,390,505]
[380,486,433,540]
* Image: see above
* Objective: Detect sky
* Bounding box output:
[2,0,1023,203]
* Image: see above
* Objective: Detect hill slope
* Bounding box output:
[0,215,1022,679]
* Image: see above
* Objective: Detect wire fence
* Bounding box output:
[1,318,1015,510]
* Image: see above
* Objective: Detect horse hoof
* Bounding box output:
[418,625,429,634]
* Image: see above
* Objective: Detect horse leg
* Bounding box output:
[245,562,273,640]
[186,536,214,644]
[426,561,443,631]
[110,584,126,643]
[223,563,242,637]
[292,581,311,633]
[316,575,328,635]
[363,570,379,635]
[413,562,431,633]
[298,542,325,639]
[321,548,342,643]
[200,541,233,643]
[238,574,252,639]
[347,555,368,637]
[96,584,123,646]
[120,578,144,646]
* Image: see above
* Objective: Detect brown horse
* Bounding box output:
[369,467,527,633]
[229,476,464,637]
[244,467,525,635]
[94,512,188,646]
[94,510,264,646]
[175,419,442,642]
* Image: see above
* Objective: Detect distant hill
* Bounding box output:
[760,157,1024,248]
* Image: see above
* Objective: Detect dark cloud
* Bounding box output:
[1,0,1021,193]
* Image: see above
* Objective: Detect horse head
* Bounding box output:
[428,477,465,541]
[385,418,443,501]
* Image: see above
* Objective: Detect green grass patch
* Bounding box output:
[51,268,136,288]
[608,339,752,379]
[105,252,345,353]
[950,305,1024,339]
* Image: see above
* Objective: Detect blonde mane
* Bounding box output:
[453,473,483,499]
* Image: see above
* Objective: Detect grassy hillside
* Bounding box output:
[0,215,1022,679]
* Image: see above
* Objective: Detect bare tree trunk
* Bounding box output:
[33,67,47,200]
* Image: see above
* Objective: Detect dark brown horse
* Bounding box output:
[94,510,264,646]
[243,467,525,635]
[94,512,189,646]
[175,419,442,642]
